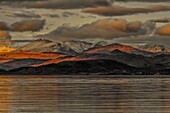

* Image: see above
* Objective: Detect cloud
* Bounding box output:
[114,35,170,48]
[0,31,11,46]
[12,11,41,18]
[0,22,10,31]
[150,18,170,23]
[43,14,60,18]
[156,24,170,36]
[11,19,45,32]
[127,21,142,32]
[62,12,77,17]
[82,5,170,16]
[0,31,11,40]
[40,19,128,40]
[39,18,155,40]
[0,19,45,32]
[0,0,109,9]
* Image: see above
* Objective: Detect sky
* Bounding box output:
[0,0,170,47]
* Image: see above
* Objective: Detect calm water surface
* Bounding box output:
[0,76,169,113]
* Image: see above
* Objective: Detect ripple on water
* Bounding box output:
[0,76,169,113]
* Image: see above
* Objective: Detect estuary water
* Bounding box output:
[0,75,169,113]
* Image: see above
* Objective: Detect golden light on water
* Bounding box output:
[0,77,13,112]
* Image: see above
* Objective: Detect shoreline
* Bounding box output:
[0,74,169,79]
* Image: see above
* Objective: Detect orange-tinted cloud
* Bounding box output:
[127,21,142,32]
[82,5,170,16]
[156,24,170,36]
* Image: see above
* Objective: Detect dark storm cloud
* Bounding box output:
[0,0,109,9]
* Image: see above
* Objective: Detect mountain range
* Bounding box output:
[138,44,170,53]
[0,39,169,75]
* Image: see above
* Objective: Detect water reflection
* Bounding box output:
[0,77,13,112]
[0,76,169,113]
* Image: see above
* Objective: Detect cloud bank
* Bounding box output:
[82,5,170,16]
[40,18,156,40]
[0,19,45,32]
[150,18,170,23]
[11,19,45,32]
[0,0,109,9]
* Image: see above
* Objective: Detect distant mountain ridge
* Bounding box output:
[0,39,169,75]
[16,39,170,55]
[16,39,110,54]
[84,43,154,57]
[17,39,77,55]
[0,59,169,75]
